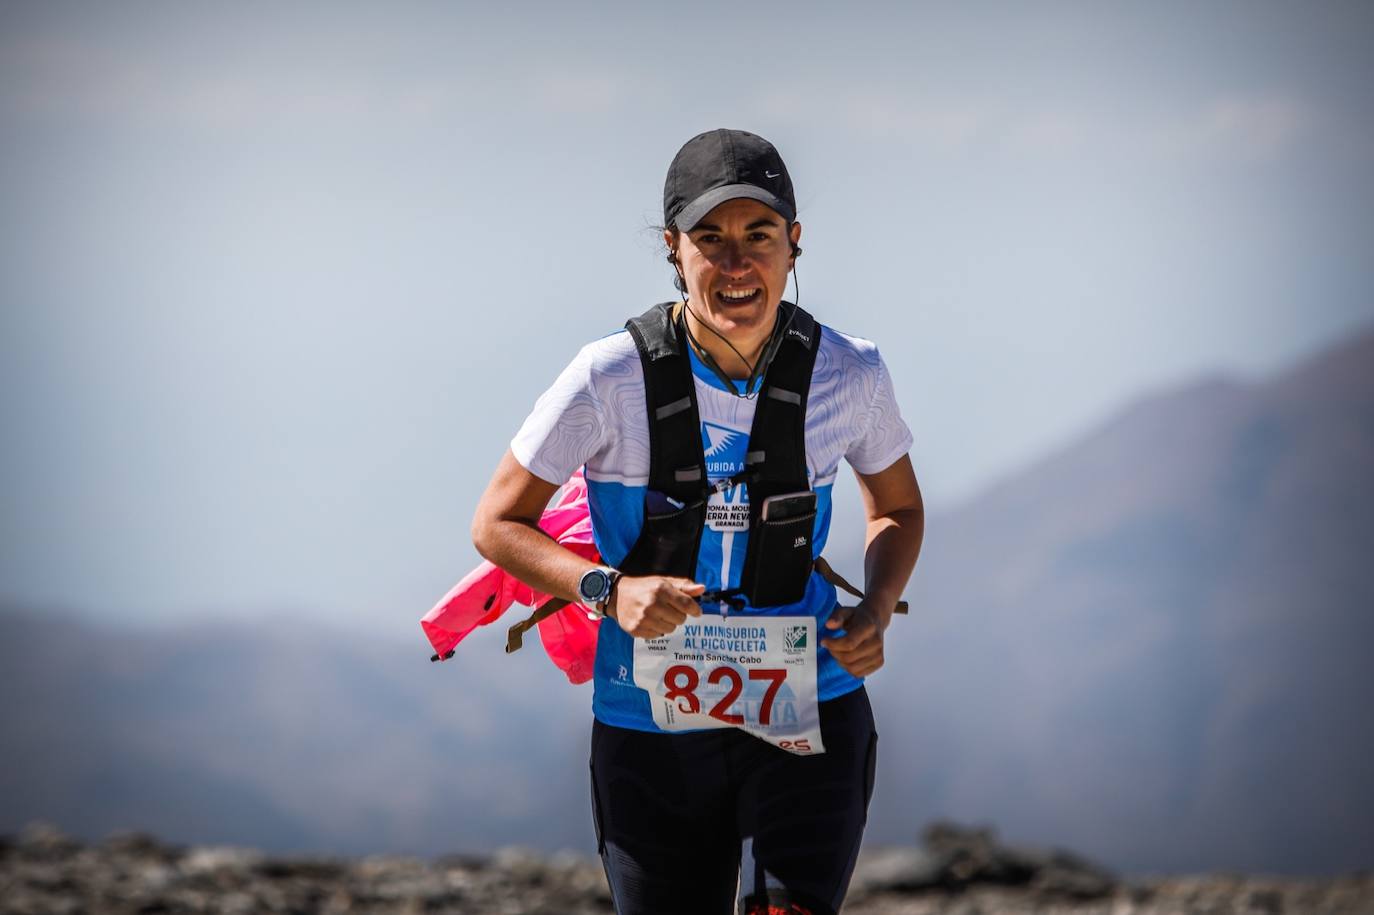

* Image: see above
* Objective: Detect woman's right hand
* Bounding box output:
[607,576,704,639]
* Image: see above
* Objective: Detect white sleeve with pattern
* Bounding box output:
[845,349,914,475]
[510,345,608,486]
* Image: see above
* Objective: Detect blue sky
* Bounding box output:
[2,1,1371,629]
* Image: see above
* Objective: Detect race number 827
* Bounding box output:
[662,664,787,725]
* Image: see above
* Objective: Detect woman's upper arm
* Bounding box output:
[853,453,923,522]
[477,342,607,535]
[473,450,562,534]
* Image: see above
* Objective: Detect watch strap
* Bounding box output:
[596,569,622,616]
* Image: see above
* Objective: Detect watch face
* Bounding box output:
[580,570,609,602]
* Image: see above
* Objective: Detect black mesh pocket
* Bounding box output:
[741,510,817,607]
[619,496,706,577]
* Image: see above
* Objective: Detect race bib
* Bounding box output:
[633,616,825,755]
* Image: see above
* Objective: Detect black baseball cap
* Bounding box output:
[663,129,796,231]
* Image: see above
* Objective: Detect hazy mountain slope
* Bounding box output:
[0,610,593,856]
[2,328,1371,875]
[867,329,1374,874]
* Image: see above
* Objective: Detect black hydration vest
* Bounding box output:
[618,301,822,607]
[450,302,908,662]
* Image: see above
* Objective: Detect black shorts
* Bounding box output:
[589,686,878,915]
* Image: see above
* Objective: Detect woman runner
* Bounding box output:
[472,128,924,915]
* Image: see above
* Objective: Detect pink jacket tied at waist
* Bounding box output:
[420,470,600,684]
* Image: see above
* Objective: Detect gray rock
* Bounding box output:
[16,822,82,861]
[101,831,179,861]
[851,846,949,893]
[180,846,265,876]
[916,820,1117,898]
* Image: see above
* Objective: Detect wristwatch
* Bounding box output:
[577,567,621,618]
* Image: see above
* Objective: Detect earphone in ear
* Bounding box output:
[668,249,687,295]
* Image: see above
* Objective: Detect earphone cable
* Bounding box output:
[676,239,802,399]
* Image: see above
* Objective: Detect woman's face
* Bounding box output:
[666,197,802,340]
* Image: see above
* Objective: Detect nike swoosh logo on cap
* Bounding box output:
[765,170,780,178]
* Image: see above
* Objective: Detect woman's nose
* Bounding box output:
[719,244,750,275]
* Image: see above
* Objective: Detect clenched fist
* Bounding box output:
[606,576,705,639]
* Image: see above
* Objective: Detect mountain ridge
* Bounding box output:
[870,324,1374,873]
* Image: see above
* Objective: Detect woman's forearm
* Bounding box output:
[472,516,596,606]
[862,507,924,619]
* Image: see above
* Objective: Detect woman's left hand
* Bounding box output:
[821,601,890,678]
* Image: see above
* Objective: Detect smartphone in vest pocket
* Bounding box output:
[760,491,816,522]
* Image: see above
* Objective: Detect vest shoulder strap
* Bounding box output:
[625,303,707,500]
[744,300,822,503]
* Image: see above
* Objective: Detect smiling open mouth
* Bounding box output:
[716,287,761,305]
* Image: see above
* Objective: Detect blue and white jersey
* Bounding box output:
[511,322,913,732]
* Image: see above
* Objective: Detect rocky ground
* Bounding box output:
[3,822,1369,915]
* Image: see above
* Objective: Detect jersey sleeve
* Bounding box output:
[844,348,914,475]
[510,344,609,486]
